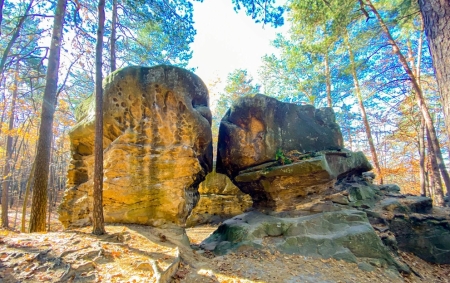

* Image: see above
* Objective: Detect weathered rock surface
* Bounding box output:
[200,170,450,267]
[58,65,213,228]
[201,93,450,269]
[200,210,408,273]
[364,195,450,264]
[233,151,372,211]
[216,94,344,178]
[215,94,372,212]
[186,169,252,227]
[335,176,450,264]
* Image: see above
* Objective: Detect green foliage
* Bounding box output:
[258,0,442,193]
[275,149,292,165]
[231,0,285,27]
[115,0,196,67]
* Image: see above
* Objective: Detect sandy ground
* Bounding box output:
[0,216,449,283]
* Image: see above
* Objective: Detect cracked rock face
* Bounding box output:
[58,65,213,228]
[216,94,344,178]
[215,94,369,211]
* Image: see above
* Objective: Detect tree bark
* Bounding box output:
[418,0,450,141]
[344,31,383,184]
[29,0,67,233]
[365,0,450,194]
[419,118,426,196]
[427,128,445,206]
[324,51,332,107]
[92,0,106,236]
[21,161,35,233]
[1,64,19,228]
[110,0,117,72]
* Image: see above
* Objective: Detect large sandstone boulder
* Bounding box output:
[186,169,252,227]
[58,65,213,228]
[216,94,344,178]
[215,94,370,211]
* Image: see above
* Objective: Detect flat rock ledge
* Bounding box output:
[233,150,372,211]
[200,210,409,274]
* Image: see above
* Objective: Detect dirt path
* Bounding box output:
[0,224,449,283]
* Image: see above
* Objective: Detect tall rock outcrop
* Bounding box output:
[216,94,344,178]
[58,65,213,228]
[216,94,371,211]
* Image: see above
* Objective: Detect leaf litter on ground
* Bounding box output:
[0,224,448,283]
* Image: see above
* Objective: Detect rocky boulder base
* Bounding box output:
[200,210,408,273]
[186,168,252,227]
[202,94,450,274]
[58,65,213,228]
[201,174,450,269]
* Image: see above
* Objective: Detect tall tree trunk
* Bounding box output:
[92,0,106,236]
[418,0,450,142]
[46,143,54,232]
[29,0,67,233]
[1,64,19,228]
[344,31,383,184]
[324,51,332,107]
[427,129,445,206]
[419,118,426,196]
[365,0,450,194]
[110,0,117,73]
[411,22,427,197]
[21,161,35,233]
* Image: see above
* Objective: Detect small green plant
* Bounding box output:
[275,149,292,165]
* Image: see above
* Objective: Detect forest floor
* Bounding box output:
[1,206,450,283]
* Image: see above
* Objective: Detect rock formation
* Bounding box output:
[217,94,344,178]
[234,150,372,211]
[201,94,450,273]
[200,172,450,269]
[200,210,408,273]
[186,166,252,227]
[58,65,213,228]
[216,94,371,211]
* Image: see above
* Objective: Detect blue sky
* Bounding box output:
[188,0,288,87]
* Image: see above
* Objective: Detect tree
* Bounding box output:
[0,0,4,34]
[0,0,33,77]
[107,0,197,69]
[110,0,117,72]
[1,63,18,228]
[363,0,450,197]
[231,0,284,27]
[29,0,67,232]
[215,69,260,119]
[260,33,340,106]
[92,0,106,236]
[418,1,450,146]
[344,30,383,183]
